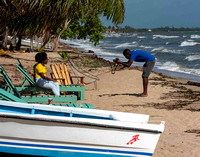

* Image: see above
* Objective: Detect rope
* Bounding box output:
[66,59,99,85]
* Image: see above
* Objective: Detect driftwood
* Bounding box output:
[187,81,200,86]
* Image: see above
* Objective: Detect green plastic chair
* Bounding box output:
[16,59,85,100]
[0,65,77,103]
[0,88,94,109]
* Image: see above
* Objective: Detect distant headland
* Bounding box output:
[105,26,200,33]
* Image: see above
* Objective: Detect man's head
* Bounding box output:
[123,49,131,59]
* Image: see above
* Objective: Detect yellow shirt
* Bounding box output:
[34,63,47,79]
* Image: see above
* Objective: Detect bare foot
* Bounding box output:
[140,93,148,97]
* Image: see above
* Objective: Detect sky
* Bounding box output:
[102,0,200,28]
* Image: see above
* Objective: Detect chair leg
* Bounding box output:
[80,91,84,101]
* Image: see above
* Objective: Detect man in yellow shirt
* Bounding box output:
[34,52,60,96]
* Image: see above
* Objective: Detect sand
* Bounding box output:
[84,69,200,157]
[0,46,200,157]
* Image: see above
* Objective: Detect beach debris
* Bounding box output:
[187,81,200,86]
[88,50,94,53]
[111,58,120,74]
[185,129,200,137]
[110,63,118,74]
[0,49,12,58]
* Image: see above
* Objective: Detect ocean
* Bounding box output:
[61,31,200,82]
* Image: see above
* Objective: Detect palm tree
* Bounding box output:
[52,0,125,51]
[1,0,125,50]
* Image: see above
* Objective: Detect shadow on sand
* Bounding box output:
[98,93,141,97]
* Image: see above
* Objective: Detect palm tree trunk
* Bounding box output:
[10,33,17,51]
[41,30,50,49]
[30,36,34,52]
[53,19,70,52]
[16,35,22,51]
[2,29,9,49]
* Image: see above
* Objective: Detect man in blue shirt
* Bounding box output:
[114,49,155,97]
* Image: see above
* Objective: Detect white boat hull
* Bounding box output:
[0,101,164,156]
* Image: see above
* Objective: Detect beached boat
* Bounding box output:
[0,100,165,157]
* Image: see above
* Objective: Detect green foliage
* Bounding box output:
[54,60,62,63]
[89,65,100,68]
[89,60,100,68]
[38,48,44,53]
[57,51,69,60]
[1,0,125,50]
[82,59,100,68]
[75,63,82,67]
[60,11,106,46]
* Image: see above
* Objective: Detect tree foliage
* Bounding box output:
[0,0,125,50]
[60,11,106,46]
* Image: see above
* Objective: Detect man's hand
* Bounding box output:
[113,58,120,63]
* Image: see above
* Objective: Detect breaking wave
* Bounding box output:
[153,35,179,39]
[114,42,138,48]
[185,55,200,61]
[191,35,200,39]
[180,41,200,47]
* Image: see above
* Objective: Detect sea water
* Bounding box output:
[61,31,200,82]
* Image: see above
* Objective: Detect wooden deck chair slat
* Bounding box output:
[50,64,62,85]
[59,63,68,85]
[55,64,64,84]
[63,63,72,85]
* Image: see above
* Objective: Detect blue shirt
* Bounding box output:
[130,50,155,62]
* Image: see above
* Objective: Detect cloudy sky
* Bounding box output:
[102,0,200,28]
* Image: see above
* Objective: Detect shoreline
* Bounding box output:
[62,40,200,84]
[153,67,200,83]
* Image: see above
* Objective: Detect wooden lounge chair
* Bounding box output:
[50,63,84,86]
[15,59,85,100]
[0,88,94,109]
[0,65,77,103]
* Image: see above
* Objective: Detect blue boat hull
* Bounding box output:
[0,141,152,157]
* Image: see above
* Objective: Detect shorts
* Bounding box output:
[142,60,155,78]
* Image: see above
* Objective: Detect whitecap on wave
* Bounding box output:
[127,33,138,37]
[191,35,200,39]
[180,41,200,47]
[139,45,153,49]
[103,33,121,38]
[151,47,165,52]
[158,61,179,71]
[158,61,200,76]
[166,42,178,45]
[151,47,184,54]
[185,55,200,61]
[114,41,138,48]
[137,36,146,39]
[153,35,179,39]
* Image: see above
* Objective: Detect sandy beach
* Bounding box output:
[0,44,200,157]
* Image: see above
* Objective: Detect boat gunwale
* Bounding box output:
[0,112,164,133]
[0,100,150,123]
